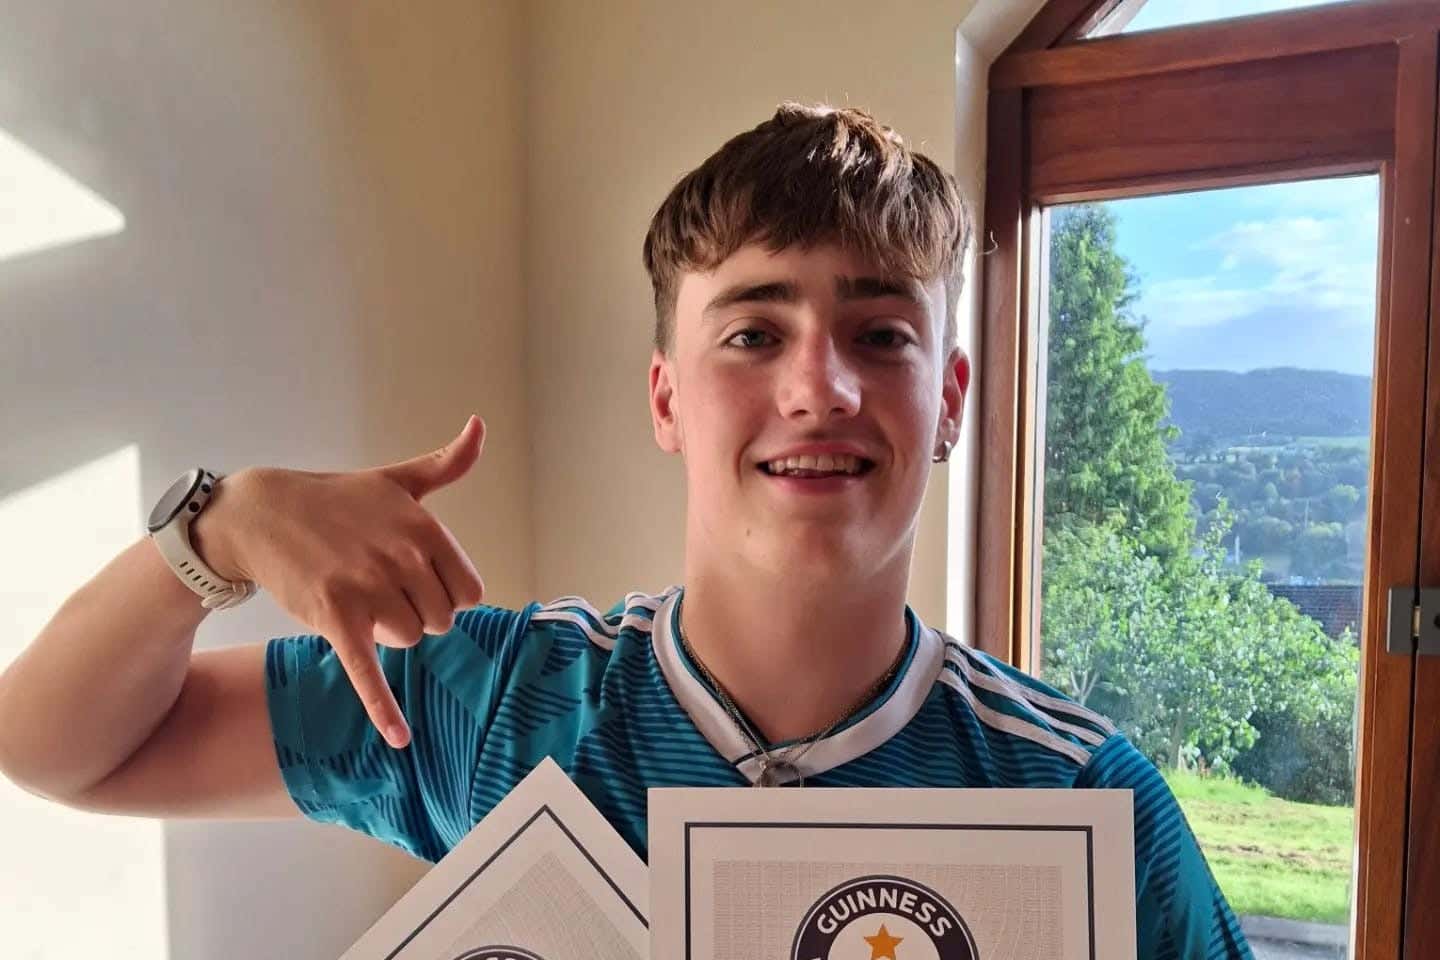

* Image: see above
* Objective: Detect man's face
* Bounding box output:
[649,242,969,580]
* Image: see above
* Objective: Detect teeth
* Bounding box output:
[765,454,866,475]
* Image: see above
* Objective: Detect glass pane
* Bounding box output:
[1034,175,1378,959]
[1116,0,1357,34]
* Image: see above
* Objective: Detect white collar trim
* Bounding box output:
[649,590,944,785]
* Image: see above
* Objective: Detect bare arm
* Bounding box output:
[0,480,294,816]
[70,641,299,819]
[0,417,486,817]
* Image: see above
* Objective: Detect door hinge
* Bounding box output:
[1389,587,1440,655]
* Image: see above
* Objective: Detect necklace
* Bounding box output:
[678,621,908,787]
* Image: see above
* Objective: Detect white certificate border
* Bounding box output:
[379,805,648,960]
[680,820,1096,960]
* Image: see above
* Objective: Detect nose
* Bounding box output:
[775,332,861,422]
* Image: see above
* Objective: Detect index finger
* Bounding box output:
[429,521,486,611]
[323,614,411,749]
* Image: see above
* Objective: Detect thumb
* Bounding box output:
[381,415,486,500]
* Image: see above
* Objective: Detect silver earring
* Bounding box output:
[932,439,953,464]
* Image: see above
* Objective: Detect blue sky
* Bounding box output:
[1094,176,1380,377]
[1074,0,1378,377]
[1124,0,1353,33]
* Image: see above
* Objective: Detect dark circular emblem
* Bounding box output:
[792,875,978,960]
[451,948,545,960]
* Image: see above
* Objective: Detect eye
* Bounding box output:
[724,328,778,349]
[859,328,912,349]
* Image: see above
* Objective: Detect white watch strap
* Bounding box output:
[152,473,256,611]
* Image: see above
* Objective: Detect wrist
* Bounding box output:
[188,470,254,584]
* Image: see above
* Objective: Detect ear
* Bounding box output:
[937,346,970,446]
[649,348,683,454]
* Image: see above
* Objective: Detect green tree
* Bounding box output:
[1127,507,1339,771]
[1039,203,1357,782]
[1044,205,1195,559]
[1043,508,1351,775]
[1039,521,1162,706]
[1326,483,1361,520]
[1294,522,1348,579]
[1232,625,1359,804]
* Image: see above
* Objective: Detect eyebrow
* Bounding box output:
[701,275,924,321]
[701,281,802,320]
[835,275,925,304]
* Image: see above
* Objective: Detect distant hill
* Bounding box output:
[1150,368,1372,445]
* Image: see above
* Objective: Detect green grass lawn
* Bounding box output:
[1162,770,1353,924]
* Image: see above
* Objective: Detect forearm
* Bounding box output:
[0,535,210,800]
[0,426,487,804]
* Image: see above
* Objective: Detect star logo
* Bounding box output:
[864,923,904,959]
[790,875,977,960]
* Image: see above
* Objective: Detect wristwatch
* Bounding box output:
[147,468,256,610]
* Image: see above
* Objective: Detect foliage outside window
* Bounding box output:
[1038,205,1360,924]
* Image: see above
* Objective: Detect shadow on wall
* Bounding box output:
[0,1,531,957]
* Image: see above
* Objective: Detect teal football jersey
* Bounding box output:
[265,587,1252,960]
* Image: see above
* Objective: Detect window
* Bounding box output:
[983,3,1440,956]
[1119,0,1359,35]
[1036,176,1377,935]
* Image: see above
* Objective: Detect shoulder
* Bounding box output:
[907,632,1251,954]
[526,588,674,651]
[1072,732,1192,863]
[474,587,675,689]
[462,588,677,818]
[928,632,1119,774]
[268,588,674,721]
[1075,735,1252,957]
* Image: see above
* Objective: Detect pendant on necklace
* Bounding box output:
[756,759,802,787]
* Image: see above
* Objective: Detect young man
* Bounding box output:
[0,103,1251,959]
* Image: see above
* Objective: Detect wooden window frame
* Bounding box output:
[978,2,1440,957]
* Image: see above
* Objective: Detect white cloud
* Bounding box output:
[1137,276,1250,329]
[1137,199,1378,336]
[1235,176,1375,218]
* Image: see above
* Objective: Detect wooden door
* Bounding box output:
[1404,36,1440,954]
[980,3,1440,956]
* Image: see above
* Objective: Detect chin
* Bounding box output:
[752,524,882,578]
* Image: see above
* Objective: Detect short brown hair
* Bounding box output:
[642,102,971,353]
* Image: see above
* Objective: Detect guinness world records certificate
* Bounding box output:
[341,759,647,960]
[648,788,1135,960]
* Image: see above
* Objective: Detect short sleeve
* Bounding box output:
[264,603,534,862]
[1076,734,1254,960]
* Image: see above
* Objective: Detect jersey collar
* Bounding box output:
[649,588,944,785]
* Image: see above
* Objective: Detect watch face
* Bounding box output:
[147,468,204,533]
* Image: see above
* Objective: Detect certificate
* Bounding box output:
[341,757,648,960]
[648,788,1135,960]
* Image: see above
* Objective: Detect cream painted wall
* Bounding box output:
[1,0,1046,956]
[523,0,985,628]
[0,1,531,957]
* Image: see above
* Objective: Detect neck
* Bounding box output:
[679,554,912,745]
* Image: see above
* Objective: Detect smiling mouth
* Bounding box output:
[758,454,877,479]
